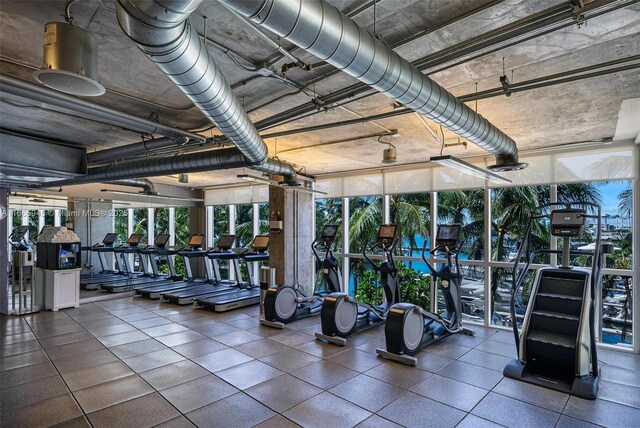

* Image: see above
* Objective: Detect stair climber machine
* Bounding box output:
[161,235,238,305]
[101,234,176,293]
[197,235,270,312]
[315,224,401,346]
[503,202,606,399]
[80,233,130,289]
[376,224,474,365]
[135,234,208,299]
[261,225,341,329]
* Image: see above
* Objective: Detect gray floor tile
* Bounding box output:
[155,330,207,347]
[290,360,359,389]
[423,341,472,359]
[457,349,512,372]
[54,348,119,374]
[364,362,433,389]
[563,396,640,427]
[472,392,560,428]
[213,330,263,346]
[118,312,159,322]
[160,374,239,413]
[598,379,640,409]
[296,340,350,358]
[0,361,58,389]
[171,338,228,358]
[411,374,488,412]
[493,377,569,413]
[440,332,487,348]
[97,330,150,347]
[235,338,291,358]
[2,331,36,345]
[248,325,294,338]
[474,339,517,358]
[356,415,402,428]
[37,333,91,351]
[354,338,387,355]
[437,360,503,390]
[139,359,210,390]
[326,348,383,372]
[123,348,185,372]
[489,329,516,343]
[284,391,371,428]
[600,364,640,388]
[378,392,466,428]
[254,414,301,428]
[598,349,640,372]
[194,323,241,337]
[259,348,321,372]
[216,360,284,390]
[74,374,154,413]
[32,323,85,338]
[0,375,69,412]
[0,393,82,427]
[176,316,219,330]
[78,316,125,329]
[245,374,323,413]
[193,348,254,372]
[87,322,138,338]
[87,392,179,428]
[414,351,453,372]
[187,392,276,427]
[269,330,315,347]
[47,338,105,360]
[555,415,602,428]
[1,339,42,357]
[330,374,405,412]
[53,415,92,427]
[456,414,504,428]
[62,360,134,391]
[226,317,262,330]
[0,348,49,370]
[153,416,197,428]
[109,338,167,359]
[129,317,174,329]
[141,323,191,337]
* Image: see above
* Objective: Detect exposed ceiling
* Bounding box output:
[1,0,639,195]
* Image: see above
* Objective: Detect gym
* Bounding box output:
[1,0,638,427]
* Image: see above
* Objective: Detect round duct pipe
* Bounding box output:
[33,22,105,97]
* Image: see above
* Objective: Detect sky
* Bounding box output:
[599,180,632,225]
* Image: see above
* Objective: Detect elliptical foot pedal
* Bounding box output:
[315,332,347,346]
[260,319,285,329]
[376,348,417,366]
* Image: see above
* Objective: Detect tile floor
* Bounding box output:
[1,297,639,428]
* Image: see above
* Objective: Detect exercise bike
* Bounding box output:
[315,224,401,346]
[377,224,474,366]
[261,224,341,329]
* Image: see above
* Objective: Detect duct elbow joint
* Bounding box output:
[488,153,528,173]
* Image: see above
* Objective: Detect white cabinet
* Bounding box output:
[44,268,80,311]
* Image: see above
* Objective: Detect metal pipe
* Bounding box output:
[0,74,204,142]
[115,0,295,180]
[64,0,79,23]
[222,0,519,165]
[107,178,156,194]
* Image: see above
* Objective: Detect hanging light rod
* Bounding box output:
[430,155,511,184]
[100,189,204,202]
[236,174,326,195]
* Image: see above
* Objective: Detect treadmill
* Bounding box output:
[135,234,208,299]
[100,234,176,293]
[80,233,129,289]
[197,235,269,312]
[161,234,238,305]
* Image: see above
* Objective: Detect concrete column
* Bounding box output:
[189,204,206,277]
[71,201,114,274]
[0,188,8,314]
[269,186,314,294]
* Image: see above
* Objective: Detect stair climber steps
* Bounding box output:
[527,330,577,364]
[530,310,580,336]
[535,292,583,316]
[538,276,586,297]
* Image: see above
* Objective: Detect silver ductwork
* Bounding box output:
[46,147,294,187]
[107,178,156,194]
[115,0,296,179]
[221,0,524,170]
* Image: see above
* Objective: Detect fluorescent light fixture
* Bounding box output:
[236,174,326,195]
[237,173,276,184]
[100,189,204,202]
[430,155,512,184]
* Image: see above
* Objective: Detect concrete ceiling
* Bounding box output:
[1,0,639,195]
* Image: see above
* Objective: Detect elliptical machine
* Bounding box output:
[261,224,341,329]
[503,202,605,399]
[315,224,401,346]
[377,224,474,365]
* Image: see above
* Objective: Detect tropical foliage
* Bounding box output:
[355,263,431,310]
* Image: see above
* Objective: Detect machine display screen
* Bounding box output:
[551,210,585,237]
[188,234,206,248]
[103,233,118,245]
[437,224,461,245]
[155,234,170,248]
[252,235,270,250]
[128,234,143,245]
[377,225,397,246]
[217,235,236,249]
[16,225,29,236]
[322,225,338,239]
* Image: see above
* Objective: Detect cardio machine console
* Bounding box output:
[127,233,143,246]
[154,234,170,248]
[188,234,206,249]
[251,235,270,252]
[101,233,118,246]
[320,225,338,246]
[551,209,585,237]
[215,235,236,251]
[436,224,461,249]
[377,224,398,247]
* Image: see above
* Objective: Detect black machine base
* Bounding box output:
[503,359,599,400]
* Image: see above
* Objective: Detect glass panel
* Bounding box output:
[114,209,128,242]
[490,267,536,327]
[389,193,429,257]
[235,204,253,248]
[438,190,484,260]
[132,209,147,242]
[174,207,190,245]
[60,209,69,227]
[154,208,170,236]
[601,274,633,347]
[348,196,382,253]
[213,206,229,242]
[315,198,343,253]
[28,211,39,240]
[44,210,55,226]
[259,203,269,235]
